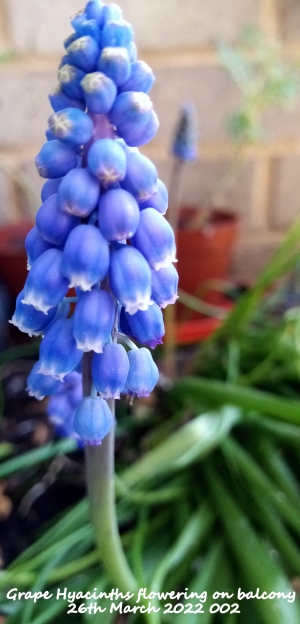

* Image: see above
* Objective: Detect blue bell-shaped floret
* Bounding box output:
[67,36,100,73]
[35,140,77,179]
[119,61,155,94]
[110,92,152,137]
[48,108,94,148]
[151,264,179,308]
[132,208,177,271]
[22,249,69,314]
[102,4,123,25]
[41,178,63,202]
[49,85,85,113]
[98,47,131,87]
[92,343,129,398]
[73,289,115,352]
[128,41,138,62]
[10,290,57,337]
[63,371,83,407]
[37,318,82,381]
[81,72,117,114]
[27,363,61,400]
[58,64,85,100]
[36,194,80,246]
[85,0,104,25]
[172,103,198,161]
[138,179,168,215]
[124,111,159,147]
[73,396,114,445]
[121,152,157,202]
[98,188,140,241]
[125,303,165,348]
[64,33,78,51]
[109,246,152,315]
[71,11,86,32]
[125,348,159,397]
[102,19,133,49]
[25,227,53,270]
[61,224,110,291]
[76,19,102,47]
[58,168,100,217]
[87,138,127,186]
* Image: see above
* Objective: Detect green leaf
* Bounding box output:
[122,407,240,487]
[0,439,77,479]
[204,465,300,624]
[172,376,300,425]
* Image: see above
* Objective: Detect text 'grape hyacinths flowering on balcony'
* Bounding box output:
[11,0,178,447]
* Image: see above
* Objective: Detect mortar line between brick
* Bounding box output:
[0,0,11,50]
[260,0,281,38]
[4,139,300,162]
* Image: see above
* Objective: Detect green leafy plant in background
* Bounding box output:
[212,26,299,205]
[219,26,299,144]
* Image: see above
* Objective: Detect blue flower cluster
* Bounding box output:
[46,372,84,446]
[11,0,178,446]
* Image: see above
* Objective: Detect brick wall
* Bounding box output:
[0,0,300,279]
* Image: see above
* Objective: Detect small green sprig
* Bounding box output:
[219,27,299,144]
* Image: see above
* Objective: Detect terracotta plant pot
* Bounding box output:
[176,207,239,323]
[0,221,34,298]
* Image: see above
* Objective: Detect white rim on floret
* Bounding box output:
[9,316,42,338]
[68,274,94,291]
[151,255,178,272]
[75,338,105,354]
[27,388,47,401]
[99,390,121,399]
[124,297,153,316]
[21,293,53,315]
[159,293,179,309]
[36,363,67,382]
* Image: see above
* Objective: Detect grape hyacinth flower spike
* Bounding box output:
[11,0,178,602]
[10,0,178,445]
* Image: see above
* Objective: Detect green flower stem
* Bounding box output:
[83,355,160,624]
[85,423,138,596]
[173,376,300,424]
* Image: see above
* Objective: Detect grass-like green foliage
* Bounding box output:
[219,27,299,144]
[2,221,300,622]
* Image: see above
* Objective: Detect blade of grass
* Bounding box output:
[204,464,300,624]
[0,439,77,479]
[150,502,213,594]
[222,437,300,536]
[216,216,300,336]
[173,376,300,424]
[121,407,240,487]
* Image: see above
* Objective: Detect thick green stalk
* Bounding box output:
[85,423,137,595]
[83,355,160,624]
